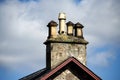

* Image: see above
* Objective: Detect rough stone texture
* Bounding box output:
[47,43,86,69]
[54,69,79,80]
[45,34,88,69]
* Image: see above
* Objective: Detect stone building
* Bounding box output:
[20,13,101,80]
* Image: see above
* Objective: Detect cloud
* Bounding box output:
[88,51,115,67]
[0,0,120,73]
[0,0,46,71]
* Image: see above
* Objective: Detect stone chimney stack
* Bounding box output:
[58,13,66,34]
[44,13,88,69]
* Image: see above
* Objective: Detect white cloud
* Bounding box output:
[88,51,115,67]
[0,0,119,72]
[0,0,47,71]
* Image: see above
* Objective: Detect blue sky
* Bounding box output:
[0,0,120,80]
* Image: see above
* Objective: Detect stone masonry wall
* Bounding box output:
[50,43,86,69]
[54,69,79,80]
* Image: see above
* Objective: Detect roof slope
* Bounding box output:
[20,57,102,80]
[41,57,102,80]
[19,68,47,80]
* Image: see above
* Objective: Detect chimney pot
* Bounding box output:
[58,13,66,34]
[66,21,74,35]
[47,20,58,38]
[74,22,84,38]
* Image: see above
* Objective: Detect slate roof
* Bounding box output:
[19,68,47,80]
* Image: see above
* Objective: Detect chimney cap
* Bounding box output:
[58,13,66,20]
[47,20,58,27]
[66,21,74,26]
[74,22,84,28]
